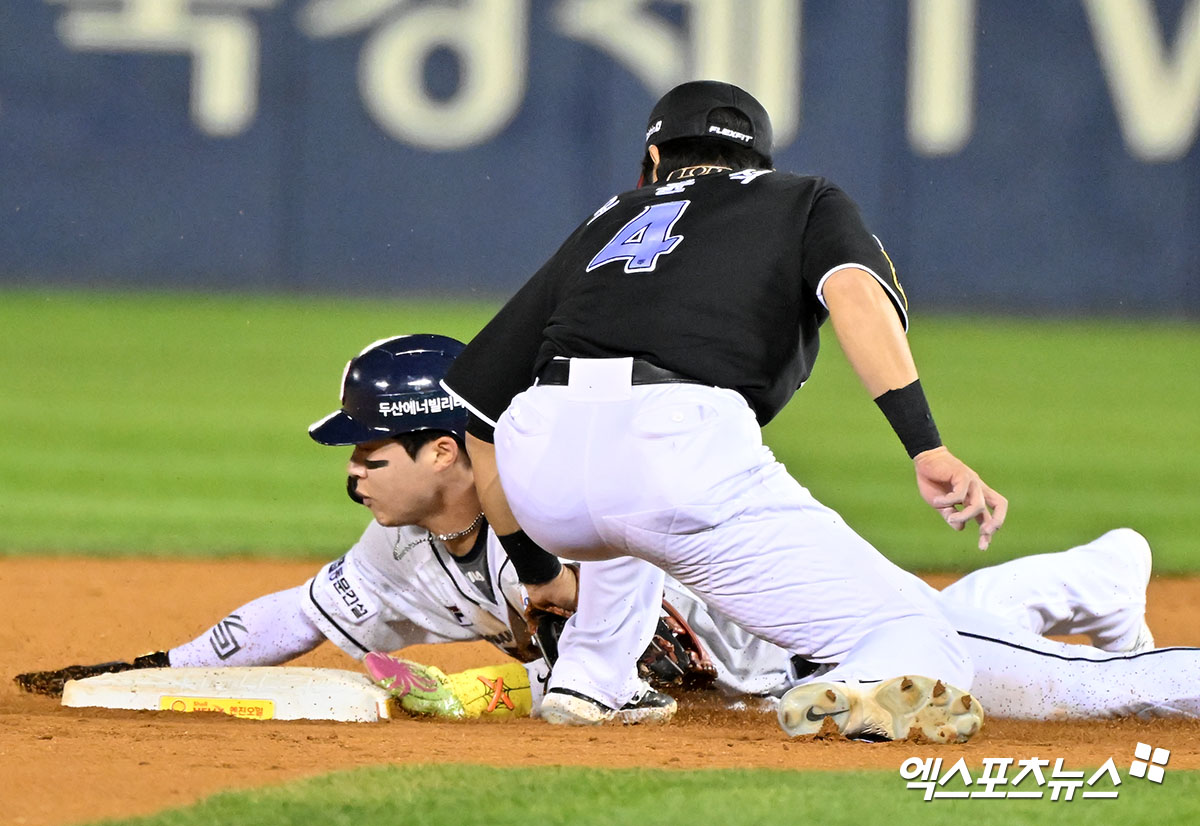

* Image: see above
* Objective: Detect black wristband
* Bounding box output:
[874,379,943,459]
[498,529,563,585]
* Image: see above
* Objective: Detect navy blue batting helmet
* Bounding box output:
[308,334,466,446]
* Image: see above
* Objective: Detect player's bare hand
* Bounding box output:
[525,564,578,615]
[913,446,1008,550]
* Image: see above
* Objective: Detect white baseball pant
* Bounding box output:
[494,359,974,703]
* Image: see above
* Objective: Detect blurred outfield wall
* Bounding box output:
[0,0,1197,314]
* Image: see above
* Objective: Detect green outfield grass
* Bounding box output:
[2,288,1197,570]
[89,764,1198,826]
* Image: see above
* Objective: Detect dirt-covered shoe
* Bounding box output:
[540,680,676,726]
[778,675,983,743]
[14,651,170,698]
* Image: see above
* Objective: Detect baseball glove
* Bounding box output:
[528,599,718,691]
[14,651,170,697]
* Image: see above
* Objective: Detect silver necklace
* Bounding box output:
[433,511,485,542]
[393,512,485,561]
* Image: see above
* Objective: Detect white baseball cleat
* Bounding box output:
[778,676,983,743]
[540,680,677,726]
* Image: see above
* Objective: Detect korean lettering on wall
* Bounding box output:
[37,0,1200,161]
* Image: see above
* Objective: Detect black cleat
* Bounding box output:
[14,651,170,697]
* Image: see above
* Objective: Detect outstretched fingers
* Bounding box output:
[941,478,1007,550]
[914,447,1008,549]
[924,462,1007,550]
[975,484,1008,550]
[946,477,986,529]
[929,467,971,512]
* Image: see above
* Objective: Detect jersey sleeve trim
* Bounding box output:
[815,263,911,332]
[440,378,498,428]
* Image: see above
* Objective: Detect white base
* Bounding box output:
[61,667,398,723]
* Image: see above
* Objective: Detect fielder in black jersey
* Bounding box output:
[449,171,906,428]
[443,80,1006,741]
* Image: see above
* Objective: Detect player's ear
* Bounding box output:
[430,435,461,469]
[648,145,661,182]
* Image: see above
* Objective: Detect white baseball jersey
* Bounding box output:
[302,520,537,662]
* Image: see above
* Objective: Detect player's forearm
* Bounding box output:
[466,433,564,584]
[825,268,943,458]
[823,267,918,396]
[465,433,521,535]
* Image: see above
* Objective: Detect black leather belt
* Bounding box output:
[538,358,704,386]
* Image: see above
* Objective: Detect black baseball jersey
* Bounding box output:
[444,170,907,438]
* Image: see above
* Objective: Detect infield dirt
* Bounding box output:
[3,558,1200,826]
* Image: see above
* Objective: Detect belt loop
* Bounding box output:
[566,357,635,399]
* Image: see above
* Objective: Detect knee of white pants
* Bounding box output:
[939,528,1151,646]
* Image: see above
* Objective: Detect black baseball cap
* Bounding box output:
[644,80,773,158]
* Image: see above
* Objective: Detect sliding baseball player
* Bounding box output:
[15,334,1200,731]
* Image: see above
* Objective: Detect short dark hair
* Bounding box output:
[643,107,772,183]
[392,429,466,461]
